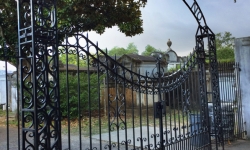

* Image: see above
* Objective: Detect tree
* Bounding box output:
[0,1,18,64]
[216,48,235,62]
[57,0,146,36]
[59,53,87,67]
[216,32,234,50]
[216,32,235,62]
[0,0,147,64]
[141,45,162,56]
[108,43,138,56]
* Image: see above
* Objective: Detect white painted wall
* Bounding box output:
[0,73,7,105]
[235,36,250,139]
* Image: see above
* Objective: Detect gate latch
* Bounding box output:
[154,101,166,118]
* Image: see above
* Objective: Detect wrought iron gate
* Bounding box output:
[1,0,242,150]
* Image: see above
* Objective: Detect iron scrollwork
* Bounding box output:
[184,0,224,149]
[16,0,223,149]
[18,0,61,149]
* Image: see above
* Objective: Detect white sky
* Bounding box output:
[84,0,250,57]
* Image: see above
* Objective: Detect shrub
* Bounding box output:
[59,72,103,119]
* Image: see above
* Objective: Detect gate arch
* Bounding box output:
[17,0,223,149]
[183,1,224,149]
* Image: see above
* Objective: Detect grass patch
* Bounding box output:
[0,109,18,127]
[0,109,6,116]
[61,111,188,136]
[0,109,189,136]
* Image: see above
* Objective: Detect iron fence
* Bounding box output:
[0,43,20,150]
[0,0,246,150]
[0,42,246,150]
[216,62,245,141]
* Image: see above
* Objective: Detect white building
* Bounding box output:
[0,61,17,111]
[165,39,187,71]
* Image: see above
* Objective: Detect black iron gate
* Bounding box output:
[1,0,246,150]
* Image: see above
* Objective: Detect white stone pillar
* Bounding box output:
[235,36,250,139]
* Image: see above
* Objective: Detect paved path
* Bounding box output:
[1,126,249,150]
[222,140,250,150]
[92,126,162,148]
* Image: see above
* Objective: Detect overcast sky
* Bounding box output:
[86,0,250,56]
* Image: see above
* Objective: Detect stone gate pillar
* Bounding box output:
[235,36,250,139]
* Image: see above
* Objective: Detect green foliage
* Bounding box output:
[59,72,103,119]
[216,32,235,62]
[0,1,17,52]
[58,0,146,36]
[108,43,138,56]
[0,46,17,65]
[216,32,235,50]
[0,1,18,64]
[59,53,87,67]
[216,47,235,62]
[168,64,181,72]
[0,1,147,64]
[141,45,162,56]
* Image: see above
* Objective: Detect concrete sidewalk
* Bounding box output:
[222,140,250,150]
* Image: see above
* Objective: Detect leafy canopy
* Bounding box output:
[108,43,138,56]
[59,53,87,67]
[58,0,146,36]
[216,32,235,62]
[141,45,162,56]
[0,0,147,61]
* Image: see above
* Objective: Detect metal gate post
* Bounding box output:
[152,52,165,149]
[195,34,211,149]
[17,0,61,149]
[208,33,224,149]
[183,1,224,149]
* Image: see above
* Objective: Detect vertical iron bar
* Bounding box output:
[157,59,164,150]
[77,45,82,150]
[87,38,91,150]
[96,46,102,150]
[106,57,112,149]
[173,86,177,147]
[181,78,185,150]
[145,74,150,149]
[16,44,21,150]
[130,64,136,150]
[4,43,9,150]
[165,88,168,150]
[65,45,71,149]
[122,62,128,150]
[138,69,143,149]
[16,0,23,147]
[114,56,120,149]
[166,86,171,150]
[153,82,157,149]
[225,63,229,140]
[170,90,173,147]
[176,81,180,149]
